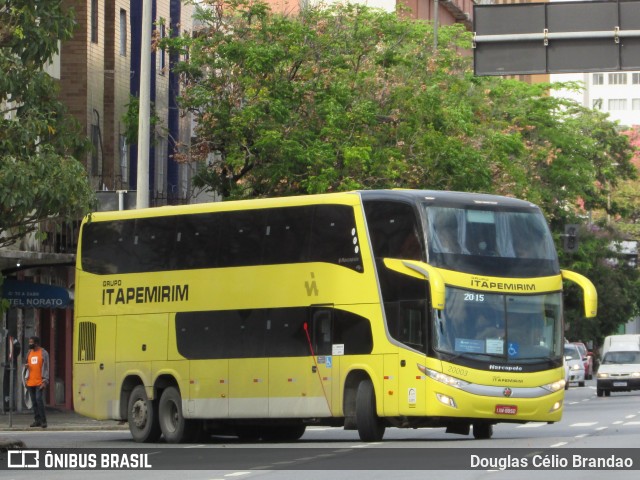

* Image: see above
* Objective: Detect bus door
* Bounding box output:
[395,300,429,416]
[310,308,335,416]
[74,316,116,420]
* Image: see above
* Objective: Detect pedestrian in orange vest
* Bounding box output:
[25,336,49,428]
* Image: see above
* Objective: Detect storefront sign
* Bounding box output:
[1,279,71,309]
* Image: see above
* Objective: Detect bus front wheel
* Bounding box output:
[355,379,385,442]
[472,423,493,440]
[128,385,161,443]
[159,386,195,443]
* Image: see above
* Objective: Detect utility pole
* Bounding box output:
[136,0,152,209]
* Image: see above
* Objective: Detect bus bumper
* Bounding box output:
[424,382,564,423]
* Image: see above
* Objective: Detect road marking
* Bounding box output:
[516,422,546,428]
[224,473,252,477]
[613,421,623,425]
[623,421,640,426]
[625,414,636,419]
[569,422,597,427]
[184,444,206,448]
[550,442,568,447]
[574,434,588,438]
[596,426,608,431]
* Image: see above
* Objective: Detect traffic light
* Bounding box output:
[564,224,579,253]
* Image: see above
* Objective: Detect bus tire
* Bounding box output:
[159,386,195,443]
[472,423,493,440]
[355,379,385,442]
[128,385,161,443]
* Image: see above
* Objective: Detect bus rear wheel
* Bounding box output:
[472,423,493,440]
[355,379,385,442]
[128,385,161,443]
[159,386,196,443]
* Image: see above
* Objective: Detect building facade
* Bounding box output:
[60,0,194,205]
[264,0,474,28]
[1,0,194,413]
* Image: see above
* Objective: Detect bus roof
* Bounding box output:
[84,189,539,223]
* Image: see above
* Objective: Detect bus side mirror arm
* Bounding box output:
[561,269,598,318]
[381,259,446,310]
[402,261,446,310]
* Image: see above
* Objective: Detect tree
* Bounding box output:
[560,224,640,345]
[165,1,634,210]
[165,1,640,341]
[1,0,94,249]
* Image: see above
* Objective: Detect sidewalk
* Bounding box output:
[0,407,128,432]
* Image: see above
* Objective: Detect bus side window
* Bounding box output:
[363,201,423,261]
[219,210,265,267]
[132,217,177,272]
[309,205,363,271]
[176,213,221,269]
[311,309,333,356]
[263,206,313,265]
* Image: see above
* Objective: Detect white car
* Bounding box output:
[564,344,586,387]
[596,350,640,397]
[563,356,570,390]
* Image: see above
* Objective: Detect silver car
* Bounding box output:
[565,343,586,387]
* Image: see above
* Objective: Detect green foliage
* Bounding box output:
[122,95,162,145]
[165,1,634,206]
[560,225,640,346]
[1,0,95,250]
[163,1,640,341]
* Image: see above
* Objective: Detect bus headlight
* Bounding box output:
[597,373,609,379]
[631,372,640,378]
[549,400,563,412]
[542,380,566,392]
[436,393,458,408]
[418,364,470,389]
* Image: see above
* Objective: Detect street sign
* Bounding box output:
[474,0,640,76]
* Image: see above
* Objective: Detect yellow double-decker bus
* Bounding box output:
[73,190,596,443]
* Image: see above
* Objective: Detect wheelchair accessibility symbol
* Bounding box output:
[508,342,519,358]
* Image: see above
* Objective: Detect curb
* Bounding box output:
[1,425,128,432]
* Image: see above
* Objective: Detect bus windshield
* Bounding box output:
[433,288,564,361]
[424,205,559,277]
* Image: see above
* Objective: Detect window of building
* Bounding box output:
[160,24,166,72]
[608,98,628,110]
[119,134,128,185]
[592,98,603,110]
[633,99,640,110]
[633,73,640,84]
[592,73,604,85]
[608,73,627,85]
[91,124,101,176]
[119,9,127,56]
[155,136,167,197]
[91,0,98,44]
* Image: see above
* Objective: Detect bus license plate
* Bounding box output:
[613,381,628,387]
[495,405,517,415]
